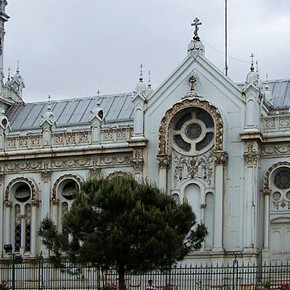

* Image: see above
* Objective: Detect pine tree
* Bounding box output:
[39,175,207,290]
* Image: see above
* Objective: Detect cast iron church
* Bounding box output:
[0,1,289,264]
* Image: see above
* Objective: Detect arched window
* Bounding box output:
[270,167,290,211]
[12,182,32,254]
[52,175,82,233]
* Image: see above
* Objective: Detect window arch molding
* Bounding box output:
[157,98,224,159]
[263,161,290,194]
[51,174,83,203]
[107,171,129,179]
[4,177,38,203]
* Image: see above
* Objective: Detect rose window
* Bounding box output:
[274,169,290,189]
[271,168,290,210]
[172,108,214,155]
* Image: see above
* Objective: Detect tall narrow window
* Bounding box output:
[24,204,32,252]
[12,181,32,254]
[14,204,21,252]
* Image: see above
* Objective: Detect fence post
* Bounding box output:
[232,257,238,289]
[38,254,44,290]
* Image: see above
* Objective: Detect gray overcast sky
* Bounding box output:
[4,0,290,103]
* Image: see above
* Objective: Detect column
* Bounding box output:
[40,171,52,254]
[262,190,271,262]
[51,200,59,227]
[4,201,12,244]
[264,193,270,249]
[31,201,39,256]
[212,151,227,252]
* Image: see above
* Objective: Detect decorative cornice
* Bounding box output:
[158,98,224,157]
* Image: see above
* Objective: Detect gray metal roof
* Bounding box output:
[8,93,134,131]
[237,79,290,109]
[7,79,289,132]
[265,79,290,109]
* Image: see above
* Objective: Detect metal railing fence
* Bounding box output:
[0,258,289,289]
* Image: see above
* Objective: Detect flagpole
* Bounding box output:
[225,0,228,76]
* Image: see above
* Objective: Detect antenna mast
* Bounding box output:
[225,0,228,76]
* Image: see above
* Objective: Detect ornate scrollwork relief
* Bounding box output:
[89,168,101,180]
[51,174,83,203]
[51,158,92,169]
[157,98,224,158]
[41,171,52,183]
[4,177,38,202]
[243,141,260,166]
[214,151,228,165]
[5,160,42,172]
[172,150,215,188]
[0,174,5,183]
[99,154,131,166]
[131,149,144,174]
[261,144,290,157]
[157,155,172,169]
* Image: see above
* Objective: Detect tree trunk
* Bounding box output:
[118,265,126,290]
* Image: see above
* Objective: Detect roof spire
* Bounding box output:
[191,17,202,41]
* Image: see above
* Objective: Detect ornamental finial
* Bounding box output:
[191,17,202,41]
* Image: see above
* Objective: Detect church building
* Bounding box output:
[0,1,289,264]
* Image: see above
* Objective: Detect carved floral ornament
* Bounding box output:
[263,161,290,194]
[4,177,38,203]
[157,98,224,166]
[51,174,83,203]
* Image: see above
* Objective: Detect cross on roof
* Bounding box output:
[250,53,255,71]
[139,64,143,81]
[191,17,202,40]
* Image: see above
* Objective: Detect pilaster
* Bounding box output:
[212,151,228,252]
[242,140,260,252]
[157,154,171,193]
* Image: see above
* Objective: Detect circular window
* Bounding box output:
[61,180,77,200]
[272,191,281,201]
[286,191,290,200]
[14,183,31,202]
[172,108,214,155]
[274,169,290,189]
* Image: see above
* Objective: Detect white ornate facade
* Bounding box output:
[0,3,289,264]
